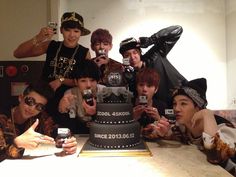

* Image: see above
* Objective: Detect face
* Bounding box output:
[18,91,47,120]
[61,28,82,48]
[123,49,142,68]
[173,95,199,126]
[136,82,157,102]
[75,77,98,93]
[92,42,112,57]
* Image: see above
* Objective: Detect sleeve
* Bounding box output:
[202,124,236,164]
[140,25,183,57]
[0,116,25,160]
[38,112,59,138]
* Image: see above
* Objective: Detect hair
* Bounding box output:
[23,80,54,101]
[136,68,160,89]
[72,60,101,81]
[90,28,112,46]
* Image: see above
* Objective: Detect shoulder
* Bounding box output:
[78,44,89,51]
[46,40,61,53]
[108,58,123,69]
[0,113,9,126]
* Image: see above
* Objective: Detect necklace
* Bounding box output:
[52,42,80,79]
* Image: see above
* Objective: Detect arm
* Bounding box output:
[140,25,183,57]
[13,27,55,58]
[58,91,76,113]
[192,109,236,163]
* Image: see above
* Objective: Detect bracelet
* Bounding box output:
[32,36,38,46]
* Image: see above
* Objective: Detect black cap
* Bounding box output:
[61,12,90,36]
[172,78,208,108]
[119,37,141,55]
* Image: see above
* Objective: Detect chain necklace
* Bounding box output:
[52,42,80,79]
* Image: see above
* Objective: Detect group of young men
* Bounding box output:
[1,12,235,176]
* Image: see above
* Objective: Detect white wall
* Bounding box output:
[64,0,228,109]
[1,0,235,109]
[226,0,236,109]
[0,0,49,61]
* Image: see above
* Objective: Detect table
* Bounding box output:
[0,135,232,177]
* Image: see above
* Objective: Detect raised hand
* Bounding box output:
[14,119,55,149]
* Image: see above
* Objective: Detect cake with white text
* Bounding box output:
[89,72,141,149]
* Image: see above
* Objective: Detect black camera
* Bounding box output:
[55,128,71,148]
[139,95,148,106]
[83,89,94,106]
[138,95,154,126]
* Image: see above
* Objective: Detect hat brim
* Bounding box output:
[81,28,91,36]
[119,42,140,54]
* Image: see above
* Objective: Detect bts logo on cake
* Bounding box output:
[108,72,122,86]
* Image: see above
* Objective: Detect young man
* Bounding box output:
[0,81,77,161]
[90,28,123,85]
[171,78,236,176]
[14,12,91,120]
[132,68,170,138]
[58,60,104,134]
[119,25,187,106]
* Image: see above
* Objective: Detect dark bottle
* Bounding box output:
[55,128,71,148]
[122,57,134,81]
[83,89,94,106]
[138,95,154,126]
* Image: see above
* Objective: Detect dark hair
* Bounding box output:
[136,68,160,89]
[90,28,112,46]
[23,80,54,101]
[72,60,100,81]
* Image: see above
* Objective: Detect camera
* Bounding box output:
[98,49,106,56]
[83,89,94,106]
[138,95,154,126]
[48,22,57,34]
[164,109,176,124]
[139,95,148,106]
[55,128,71,148]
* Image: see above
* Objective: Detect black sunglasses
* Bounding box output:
[24,97,45,112]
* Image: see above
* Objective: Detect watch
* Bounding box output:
[59,76,65,83]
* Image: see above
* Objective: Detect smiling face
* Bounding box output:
[61,28,82,48]
[18,91,47,120]
[172,95,199,126]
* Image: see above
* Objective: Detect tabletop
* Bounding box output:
[0,135,232,177]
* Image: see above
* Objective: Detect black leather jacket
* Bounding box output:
[140,25,187,107]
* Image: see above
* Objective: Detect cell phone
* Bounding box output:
[48,22,57,33]
[164,109,176,124]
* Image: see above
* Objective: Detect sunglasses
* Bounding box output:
[24,97,46,112]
